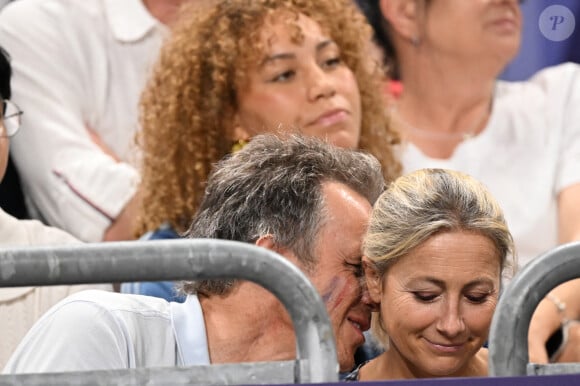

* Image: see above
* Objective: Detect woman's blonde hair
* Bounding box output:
[137,0,401,235]
[364,168,516,346]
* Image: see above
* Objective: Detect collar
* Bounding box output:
[171,295,211,366]
[103,0,160,43]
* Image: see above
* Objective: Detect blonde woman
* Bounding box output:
[349,169,515,380]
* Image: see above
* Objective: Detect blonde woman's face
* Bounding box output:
[367,230,501,377]
[235,13,362,149]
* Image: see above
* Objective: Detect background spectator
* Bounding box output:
[0,46,111,369]
[0,0,190,242]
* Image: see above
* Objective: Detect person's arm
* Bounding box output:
[528,64,580,363]
[0,2,140,242]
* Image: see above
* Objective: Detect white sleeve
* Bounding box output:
[0,2,139,242]
[530,63,580,193]
[556,64,580,192]
[3,296,130,373]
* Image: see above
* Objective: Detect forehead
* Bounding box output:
[309,183,370,271]
[258,11,330,50]
[388,231,501,282]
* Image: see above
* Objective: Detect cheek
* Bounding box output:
[337,70,361,109]
[465,303,497,334]
[237,89,301,129]
[318,275,360,317]
[382,295,436,335]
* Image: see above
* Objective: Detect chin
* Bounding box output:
[337,348,357,372]
[422,360,467,378]
[338,358,355,373]
[329,133,360,150]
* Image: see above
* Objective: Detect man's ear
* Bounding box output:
[363,256,382,304]
[255,235,301,266]
[379,0,422,44]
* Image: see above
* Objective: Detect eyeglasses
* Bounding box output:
[1,100,23,137]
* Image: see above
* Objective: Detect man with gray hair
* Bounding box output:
[5,134,384,373]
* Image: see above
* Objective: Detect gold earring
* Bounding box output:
[411,35,421,46]
[231,138,249,153]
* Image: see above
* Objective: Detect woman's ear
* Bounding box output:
[363,256,383,304]
[379,0,421,44]
[230,120,252,152]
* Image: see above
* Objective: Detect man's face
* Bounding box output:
[305,181,375,371]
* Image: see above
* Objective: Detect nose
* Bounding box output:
[306,66,336,102]
[435,299,466,338]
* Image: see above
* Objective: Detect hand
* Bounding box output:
[528,334,550,364]
[528,296,563,364]
[555,321,580,363]
[102,189,141,241]
[87,126,120,162]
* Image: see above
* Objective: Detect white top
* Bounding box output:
[0,208,111,369]
[0,0,166,241]
[402,63,580,269]
[3,291,209,373]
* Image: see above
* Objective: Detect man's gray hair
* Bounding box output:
[183,134,385,296]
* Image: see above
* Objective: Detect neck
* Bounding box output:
[361,346,488,380]
[142,0,185,25]
[200,282,297,364]
[397,40,499,127]
[392,52,496,158]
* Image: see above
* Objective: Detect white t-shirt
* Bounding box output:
[3,291,209,373]
[402,63,580,269]
[0,0,166,241]
[0,208,111,369]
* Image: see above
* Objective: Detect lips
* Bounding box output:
[424,338,466,354]
[307,108,349,128]
[348,315,371,333]
[490,17,518,29]
[487,7,520,32]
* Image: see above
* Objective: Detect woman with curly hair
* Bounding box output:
[123,0,401,301]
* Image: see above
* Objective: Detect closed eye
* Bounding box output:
[465,293,491,304]
[345,262,363,278]
[412,292,439,303]
[321,57,341,70]
[270,70,296,83]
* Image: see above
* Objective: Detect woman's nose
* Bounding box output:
[436,300,466,338]
[306,67,336,101]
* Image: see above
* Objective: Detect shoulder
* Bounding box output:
[29,290,174,342]
[474,347,489,376]
[0,0,100,23]
[0,210,79,246]
[496,63,580,105]
[4,291,174,372]
[343,360,367,381]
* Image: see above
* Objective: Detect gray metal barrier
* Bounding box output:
[489,241,580,376]
[0,239,339,384]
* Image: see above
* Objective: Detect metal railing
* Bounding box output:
[0,239,339,384]
[489,241,580,376]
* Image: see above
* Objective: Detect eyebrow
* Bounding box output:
[408,276,496,289]
[260,39,336,67]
